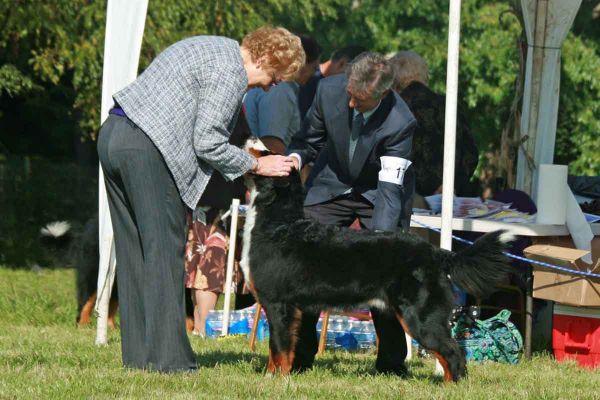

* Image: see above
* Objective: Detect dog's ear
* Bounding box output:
[244,137,272,159]
[273,177,291,188]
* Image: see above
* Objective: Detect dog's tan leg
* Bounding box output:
[268,350,283,374]
[394,311,413,338]
[78,292,97,327]
[279,307,302,375]
[107,297,119,329]
[395,310,456,383]
[431,351,453,383]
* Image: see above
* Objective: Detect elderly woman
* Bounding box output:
[388,51,479,198]
[97,26,304,373]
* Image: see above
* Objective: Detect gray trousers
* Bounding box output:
[97,115,196,372]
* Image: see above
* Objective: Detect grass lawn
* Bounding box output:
[1,267,599,399]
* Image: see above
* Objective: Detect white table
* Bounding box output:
[411,215,600,236]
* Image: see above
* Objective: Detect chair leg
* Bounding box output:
[249,303,262,351]
[317,311,329,355]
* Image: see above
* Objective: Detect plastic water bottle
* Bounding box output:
[327,317,344,349]
[256,316,270,341]
[316,318,323,341]
[242,308,254,332]
[205,310,223,338]
[336,318,358,350]
[354,321,376,351]
[228,310,248,335]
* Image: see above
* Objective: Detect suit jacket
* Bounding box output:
[288,74,416,232]
[113,36,255,209]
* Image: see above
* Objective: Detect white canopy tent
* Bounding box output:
[94,0,584,347]
[516,0,582,199]
[95,0,148,345]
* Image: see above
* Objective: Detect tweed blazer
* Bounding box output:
[113,36,255,209]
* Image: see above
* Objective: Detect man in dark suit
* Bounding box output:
[288,52,416,375]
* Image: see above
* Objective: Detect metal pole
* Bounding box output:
[222,198,240,336]
[437,0,462,376]
[440,0,462,253]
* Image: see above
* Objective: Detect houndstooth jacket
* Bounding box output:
[113,36,255,209]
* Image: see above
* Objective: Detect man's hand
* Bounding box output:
[289,155,300,171]
[252,155,296,177]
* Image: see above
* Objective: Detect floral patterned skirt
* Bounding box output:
[184,208,241,293]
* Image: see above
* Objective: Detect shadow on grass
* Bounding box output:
[195,348,446,384]
[195,349,267,373]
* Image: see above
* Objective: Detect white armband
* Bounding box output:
[379,156,412,185]
[289,153,302,170]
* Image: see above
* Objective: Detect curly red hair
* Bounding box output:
[242,26,305,81]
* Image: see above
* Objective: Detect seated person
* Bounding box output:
[388,51,479,199]
[287,52,416,375]
[244,34,322,154]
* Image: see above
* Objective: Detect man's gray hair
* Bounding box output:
[388,51,429,92]
[346,52,394,99]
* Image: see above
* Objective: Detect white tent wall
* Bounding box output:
[516,0,582,198]
[96,0,148,345]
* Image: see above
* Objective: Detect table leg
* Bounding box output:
[525,269,533,359]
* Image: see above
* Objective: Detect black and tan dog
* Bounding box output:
[241,139,515,382]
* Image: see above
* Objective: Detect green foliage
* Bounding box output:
[557,32,600,175]
[0,64,38,97]
[0,0,598,173]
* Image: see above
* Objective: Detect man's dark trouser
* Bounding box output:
[97,115,196,372]
[293,194,408,374]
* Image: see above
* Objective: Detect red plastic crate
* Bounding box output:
[552,304,600,369]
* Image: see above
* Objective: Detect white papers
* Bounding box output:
[424,194,509,218]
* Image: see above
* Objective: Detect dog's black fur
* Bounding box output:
[244,168,515,382]
[41,214,198,329]
[40,214,119,326]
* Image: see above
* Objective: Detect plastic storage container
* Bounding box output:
[552,304,600,369]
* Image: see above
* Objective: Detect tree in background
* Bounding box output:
[0,0,598,173]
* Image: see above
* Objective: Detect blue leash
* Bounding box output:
[410,218,600,279]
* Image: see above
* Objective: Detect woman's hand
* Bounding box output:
[252,155,295,177]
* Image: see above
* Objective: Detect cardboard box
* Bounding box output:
[524,244,600,307]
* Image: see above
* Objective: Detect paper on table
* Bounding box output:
[566,187,594,265]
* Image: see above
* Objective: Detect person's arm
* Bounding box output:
[372,121,416,232]
[256,84,297,152]
[287,83,328,169]
[193,67,294,178]
[193,66,256,180]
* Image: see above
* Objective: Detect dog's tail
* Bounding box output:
[443,230,516,298]
[40,220,72,248]
[40,221,71,238]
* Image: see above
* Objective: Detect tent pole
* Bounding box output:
[96,0,148,346]
[437,0,462,376]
